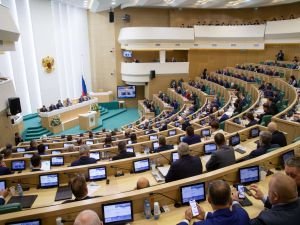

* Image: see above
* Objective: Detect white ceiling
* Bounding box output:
[86,0,300,12]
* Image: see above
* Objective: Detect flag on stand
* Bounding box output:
[81,75,87,96]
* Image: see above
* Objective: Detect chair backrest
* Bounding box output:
[260,115,272,126]
[0,203,22,214]
[292,136,300,143]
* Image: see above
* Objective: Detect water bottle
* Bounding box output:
[17,184,23,197]
[153,202,161,220]
[144,199,151,219]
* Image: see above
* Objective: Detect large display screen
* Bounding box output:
[117,86,136,99]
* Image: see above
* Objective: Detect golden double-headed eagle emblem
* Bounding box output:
[42,56,55,73]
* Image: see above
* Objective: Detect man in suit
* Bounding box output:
[276,50,284,61]
[182,126,201,145]
[177,180,250,225]
[0,154,11,175]
[74,209,103,225]
[165,143,202,182]
[112,141,135,161]
[267,122,287,147]
[155,136,173,152]
[285,157,300,195]
[31,153,42,172]
[206,133,236,172]
[71,145,97,166]
[250,173,300,225]
[0,189,9,205]
[245,112,258,128]
[181,118,191,131]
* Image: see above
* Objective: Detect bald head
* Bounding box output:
[268,173,298,205]
[73,210,102,225]
[137,177,150,189]
[267,122,278,133]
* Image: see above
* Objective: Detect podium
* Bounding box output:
[79,111,98,130]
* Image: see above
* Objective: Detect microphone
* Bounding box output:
[150,192,181,208]
[110,165,132,177]
[156,151,171,165]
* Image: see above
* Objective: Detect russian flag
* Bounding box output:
[81,75,87,96]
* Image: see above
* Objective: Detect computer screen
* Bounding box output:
[44,145,49,150]
[86,140,94,145]
[175,121,180,127]
[123,50,132,58]
[51,150,61,155]
[102,201,133,225]
[144,130,150,135]
[282,150,295,164]
[171,152,179,163]
[41,160,51,171]
[16,147,25,153]
[133,158,150,173]
[89,167,107,181]
[192,114,197,119]
[51,156,64,166]
[90,152,100,161]
[179,135,185,142]
[5,219,41,225]
[201,129,211,137]
[39,174,59,188]
[155,123,161,128]
[149,135,158,141]
[250,128,260,138]
[180,182,206,205]
[239,166,260,185]
[23,153,33,158]
[127,140,132,145]
[200,120,206,125]
[126,146,134,153]
[0,180,6,190]
[203,143,217,154]
[117,86,136,99]
[11,160,26,171]
[152,141,159,151]
[168,130,176,137]
[63,143,73,148]
[230,134,240,146]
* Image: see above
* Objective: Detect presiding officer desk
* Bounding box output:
[1,134,299,224]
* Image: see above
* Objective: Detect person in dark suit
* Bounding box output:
[112,141,135,161]
[177,180,250,225]
[63,175,99,204]
[206,133,236,172]
[285,157,300,195]
[37,144,47,155]
[276,50,284,61]
[154,136,173,153]
[250,173,300,225]
[181,118,191,131]
[257,104,272,124]
[14,132,23,146]
[159,122,168,132]
[245,112,258,127]
[56,100,64,109]
[40,105,48,112]
[165,143,202,182]
[31,153,41,172]
[71,145,97,166]
[27,139,38,151]
[0,189,9,205]
[0,154,11,175]
[182,126,201,145]
[267,122,287,147]
[246,131,274,159]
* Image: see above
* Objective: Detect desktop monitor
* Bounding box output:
[239,166,260,185]
[23,153,33,158]
[200,120,206,126]
[11,160,26,171]
[50,156,64,166]
[203,143,217,155]
[39,173,59,188]
[152,141,159,151]
[63,143,73,148]
[168,130,176,137]
[180,182,206,205]
[179,135,185,142]
[0,180,6,190]
[6,219,41,225]
[88,167,107,181]
[171,152,179,163]
[144,130,150,135]
[139,124,144,129]
[51,150,61,155]
[90,152,100,161]
[126,146,134,153]
[249,128,260,138]
[282,150,295,165]
[175,121,180,127]
[155,123,161,128]
[123,50,133,58]
[133,158,150,173]
[102,201,133,225]
[44,145,49,150]
[229,134,240,146]
[127,140,132,145]
[192,114,197,119]
[86,140,94,145]
[16,147,26,153]
[201,129,211,137]
[149,135,158,141]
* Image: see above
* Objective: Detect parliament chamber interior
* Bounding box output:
[1,0,300,225]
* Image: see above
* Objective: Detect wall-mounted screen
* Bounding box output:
[117,86,136,99]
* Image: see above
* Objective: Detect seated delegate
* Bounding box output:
[71,145,97,167]
[112,141,136,161]
[182,126,201,145]
[154,135,173,152]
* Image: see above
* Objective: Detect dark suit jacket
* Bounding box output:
[177,203,250,225]
[0,166,11,175]
[271,130,287,147]
[251,199,300,225]
[0,198,5,205]
[206,145,236,172]
[246,119,258,128]
[71,156,97,167]
[247,145,271,159]
[155,145,174,153]
[112,151,136,161]
[165,155,202,182]
[182,134,201,145]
